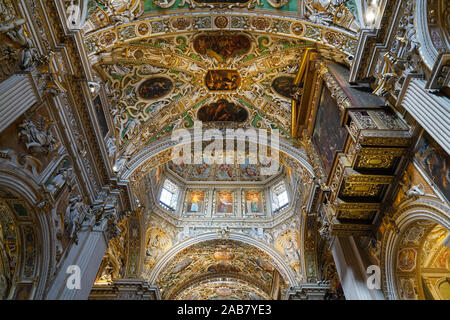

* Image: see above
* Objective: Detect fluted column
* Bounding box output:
[330,236,385,300]
[399,78,450,155]
[45,218,108,300]
[0,74,37,133]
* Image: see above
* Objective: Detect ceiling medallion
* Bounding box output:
[291,22,305,36]
[252,17,271,31]
[172,17,191,30]
[214,16,228,29]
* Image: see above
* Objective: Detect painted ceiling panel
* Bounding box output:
[98,32,309,155]
[154,239,287,299]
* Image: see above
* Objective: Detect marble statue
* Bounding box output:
[18,119,57,153]
[47,167,73,195]
[65,196,87,240]
[406,184,425,199]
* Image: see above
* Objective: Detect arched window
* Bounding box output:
[271,180,289,214]
[159,179,179,212]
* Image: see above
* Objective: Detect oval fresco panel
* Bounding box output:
[272,76,301,100]
[137,77,173,100]
[193,34,251,62]
[197,99,248,122]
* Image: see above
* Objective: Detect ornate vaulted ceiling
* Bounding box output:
[96,33,309,152]
[83,0,360,299]
[80,0,360,165]
[153,239,287,299]
[396,221,450,300]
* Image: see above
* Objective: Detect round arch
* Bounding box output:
[119,129,315,181]
[147,232,299,287]
[415,0,450,70]
[83,12,357,60]
[381,197,450,300]
[0,168,52,300]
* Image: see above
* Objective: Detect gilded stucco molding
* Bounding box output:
[380,196,450,300]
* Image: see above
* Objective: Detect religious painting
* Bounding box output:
[93,96,109,137]
[197,100,248,122]
[216,191,233,214]
[205,70,240,91]
[217,164,234,180]
[244,191,263,215]
[272,76,302,100]
[157,239,282,299]
[192,162,210,179]
[193,34,251,62]
[241,158,259,180]
[415,134,450,201]
[186,191,205,213]
[137,77,173,100]
[397,248,417,272]
[312,86,348,176]
[169,160,188,176]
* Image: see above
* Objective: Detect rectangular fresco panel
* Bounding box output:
[415,134,450,201]
[216,191,233,214]
[186,191,205,213]
[312,85,348,176]
[217,164,234,180]
[205,70,240,91]
[244,191,263,215]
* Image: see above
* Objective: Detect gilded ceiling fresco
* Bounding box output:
[395,221,450,300]
[167,158,281,182]
[173,279,271,300]
[205,71,241,91]
[194,35,251,62]
[137,77,174,100]
[80,1,363,300]
[197,100,248,122]
[85,1,360,32]
[98,33,311,153]
[154,239,286,299]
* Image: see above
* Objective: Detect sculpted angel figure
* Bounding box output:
[304,0,345,25]
[99,258,115,281]
[108,0,131,12]
[18,119,57,153]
